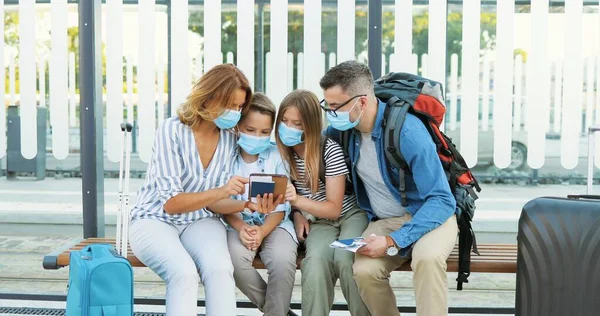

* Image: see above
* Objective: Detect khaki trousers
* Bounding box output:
[353,214,458,316]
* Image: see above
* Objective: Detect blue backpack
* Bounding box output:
[66,244,134,316]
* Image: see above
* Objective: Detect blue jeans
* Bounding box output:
[129,217,236,316]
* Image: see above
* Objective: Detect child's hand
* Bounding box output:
[245,226,265,251]
[285,183,298,206]
[293,212,310,242]
[239,225,256,249]
[247,194,284,214]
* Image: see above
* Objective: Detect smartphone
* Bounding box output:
[248,173,288,201]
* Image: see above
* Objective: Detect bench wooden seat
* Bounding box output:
[43,238,517,273]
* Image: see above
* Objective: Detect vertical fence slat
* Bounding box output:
[513,54,523,132]
[337,0,355,63]
[38,56,46,109]
[553,60,563,133]
[204,0,222,72]
[329,52,336,70]
[287,52,294,92]
[69,52,76,127]
[296,52,304,90]
[410,53,418,74]
[106,0,123,163]
[481,53,491,131]
[170,0,189,116]
[137,0,156,163]
[195,51,203,81]
[586,57,595,131]
[0,0,4,158]
[427,0,447,88]
[157,57,165,125]
[267,0,288,106]
[303,0,323,100]
[493,0,515,169]
[561,0,583,169]
[49,0,69,160]
[126,55,133,123]
[9,52,15,105]
[226,52,234,64]
[393,0,413,72]
[237,0,254,88]
[19,0,37,159]
[420,53,428,77]
[526,0,549,169]
[381,53,386,75]
[459,0,480,167]
[448,53,458,131]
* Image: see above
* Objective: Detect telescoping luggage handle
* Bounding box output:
[116,122,133,257]
[586,125,600,196]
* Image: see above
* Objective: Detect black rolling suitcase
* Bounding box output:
[516,126,600,316]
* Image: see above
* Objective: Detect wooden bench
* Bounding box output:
[43,237,517,273]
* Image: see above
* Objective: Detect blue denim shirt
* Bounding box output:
[325,100,456,251]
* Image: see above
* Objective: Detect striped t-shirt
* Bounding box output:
[130,117,238,225]
[293,138,357,217]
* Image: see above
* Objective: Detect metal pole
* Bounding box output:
[79,0,105,238]
[256,0,265,92]
[368,0,383,79]
[166,0,172,116]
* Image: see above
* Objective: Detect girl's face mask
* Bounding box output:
[278,122,304,147]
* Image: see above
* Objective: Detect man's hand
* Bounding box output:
[293,211,310,242]
[245,226,265,251]
[356,235,388,258]
[247,193,284,214]
[220,176,248,197]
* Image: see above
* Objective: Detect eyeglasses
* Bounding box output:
[319,94,366,118]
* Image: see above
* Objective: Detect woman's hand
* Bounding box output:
[220,176,248,198]
[285,183,299,206]
[293,211,310,242]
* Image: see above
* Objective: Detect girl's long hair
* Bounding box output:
[275,90,323,194]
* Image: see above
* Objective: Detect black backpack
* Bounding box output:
[329,72,481,291]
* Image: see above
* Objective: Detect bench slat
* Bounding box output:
[49,238,517,273]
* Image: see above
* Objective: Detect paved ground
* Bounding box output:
[0,176,592,315]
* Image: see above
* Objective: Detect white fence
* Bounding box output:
[0,0,598,171]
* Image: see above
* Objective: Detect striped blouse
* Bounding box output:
[130,117,238,225]
[293,138,358,217]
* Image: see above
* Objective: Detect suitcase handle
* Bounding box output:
[567,194,600,200]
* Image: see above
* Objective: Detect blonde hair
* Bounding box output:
[275,90,323,194]
[178,64,252,127]
[241,93,276,127]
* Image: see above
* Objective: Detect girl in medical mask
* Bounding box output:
[224,93,298,316]
[275,90,370,316]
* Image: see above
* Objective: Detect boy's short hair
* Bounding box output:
[244,92,276,125]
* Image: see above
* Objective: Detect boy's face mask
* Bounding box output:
[237,132,271,155]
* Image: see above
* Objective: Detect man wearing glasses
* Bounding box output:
[320,61,458,316]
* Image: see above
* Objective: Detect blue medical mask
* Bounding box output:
[214,109,241,129]
[278,122,304,147]
[326,99,363,131]
[237,132,271,155]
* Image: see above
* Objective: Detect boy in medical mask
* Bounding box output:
[224,93,298,316]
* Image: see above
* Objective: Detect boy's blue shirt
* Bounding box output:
[231,143,298,244]
[325,100,456,254]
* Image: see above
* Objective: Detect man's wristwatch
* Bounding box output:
[385,236,399,256]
